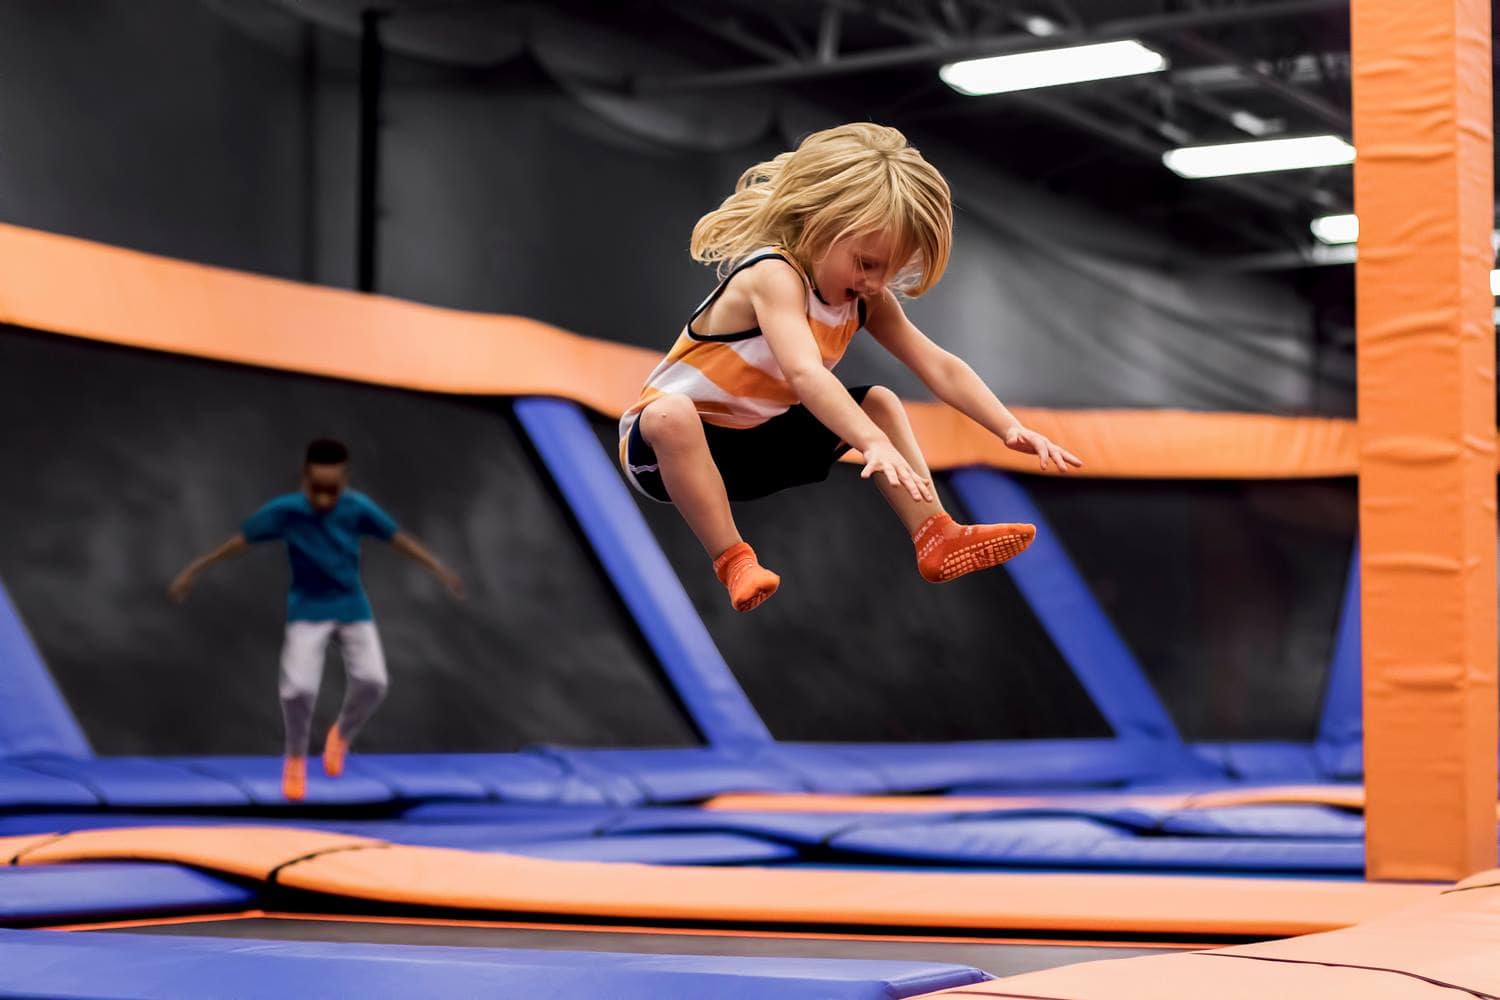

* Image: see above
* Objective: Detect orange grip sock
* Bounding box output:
[282,756,307,801]
[322,724,347,778]
[713,542,780,612]
[913,512,1035,583]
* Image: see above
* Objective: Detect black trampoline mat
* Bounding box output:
[97,914,1193,977]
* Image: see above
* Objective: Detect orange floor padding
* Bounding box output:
[0,825,1439,938]
[914,876,1500,999]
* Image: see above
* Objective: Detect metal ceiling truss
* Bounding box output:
[643,0,1355,236]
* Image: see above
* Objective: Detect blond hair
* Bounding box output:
[690,123,953,297]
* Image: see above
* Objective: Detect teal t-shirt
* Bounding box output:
[241,490,398,623]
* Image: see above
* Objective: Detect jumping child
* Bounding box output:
[619,123,1082,612]
[168,438,463,800]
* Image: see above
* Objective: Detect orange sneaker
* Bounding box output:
[712,542,780,612]
[322,723,347,778]
[281,756,307,801]
[914,513,1035,583]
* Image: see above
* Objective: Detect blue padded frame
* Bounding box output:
[0,577,90,757]
[947,469,1181,745]
[0,862,256,925]
[0,929,989,1000]
[1316,542,1363,778]
[514,397,769,748]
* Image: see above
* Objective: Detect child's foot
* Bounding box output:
[713,542,780,612]
[914,513,1036,583]
[282,756,307,801]
[322,724,347,778]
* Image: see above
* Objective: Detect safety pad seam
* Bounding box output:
[1196,951,1500,999]
[8,832,68,866]
[265,843,391,885]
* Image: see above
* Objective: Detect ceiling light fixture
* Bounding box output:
[1163,135,1355,178]
[940,40,1167,96]
[1310,214,1359,245]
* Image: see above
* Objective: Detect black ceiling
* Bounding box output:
[272,0,1493,267]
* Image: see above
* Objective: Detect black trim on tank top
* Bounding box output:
[686,251,791,342]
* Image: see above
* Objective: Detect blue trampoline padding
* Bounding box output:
[352,753,605,803]
[738,745,890,794]
[398,801,623,824]
[0,761,97,808]
[513,398,770,749]
[601,807,925,846]
[171,757,395,806]
[0,928,989,1000]
[538,747,806,803]
[524,747,649,806]
[1316,543,1363,775]
[1317,741,1364,782]
[946,469,1181,745]
[16,756,249,808]
[776,740,1175,793]
[1147,805,1364,840]
[0,862,255,925]
[0,579,91,758]
[828,817,1364,872]
[505,832,801,865]
[1190,743,1326,783]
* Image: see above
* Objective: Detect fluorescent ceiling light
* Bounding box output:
[1311,214,1358,245]
[1163,135,1355,178]
[940,40,1167,96]
[1023,15,1060,36]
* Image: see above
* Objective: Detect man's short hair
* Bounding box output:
[304,438,350,466]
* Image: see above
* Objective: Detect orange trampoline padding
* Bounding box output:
[0,826,379,879]
[0,221,1367,478]
[0,825,1436,937]
[705,785,1369,814]
[916,876,1500,999]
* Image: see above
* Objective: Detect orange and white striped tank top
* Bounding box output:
[618,247,866,457]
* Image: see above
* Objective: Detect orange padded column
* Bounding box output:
[1352,0,1496,879]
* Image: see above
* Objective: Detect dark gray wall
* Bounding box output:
[0,328,697,755]
[0,1,320,280]
[601,413,1114,743]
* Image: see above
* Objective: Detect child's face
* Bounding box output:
[812,230,900,304]
[302,462,349,513]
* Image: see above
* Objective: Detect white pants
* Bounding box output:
[278,620,388,759]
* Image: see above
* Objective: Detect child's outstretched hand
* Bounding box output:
[167,569,197,604]
[860,441,935,503]
[437,566,467,600]
[1004,426,1083,473]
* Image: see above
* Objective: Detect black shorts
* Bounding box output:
[625,385,873,503]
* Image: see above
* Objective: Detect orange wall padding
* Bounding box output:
[0,222,1361,478]
[0,825,1437,938]
[1352,0,1497,881]
[915,870,1500,999]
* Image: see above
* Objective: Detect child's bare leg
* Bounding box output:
[859,385,1035,582]
[859,385,943,533]
[640,395,779,611]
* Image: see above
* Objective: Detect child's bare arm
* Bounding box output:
[168,535,249,603]
[389,531,465,599]
[750,265,933,502]
[866,290,1083,473]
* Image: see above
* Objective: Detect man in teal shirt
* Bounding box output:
[170,438,463,800]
